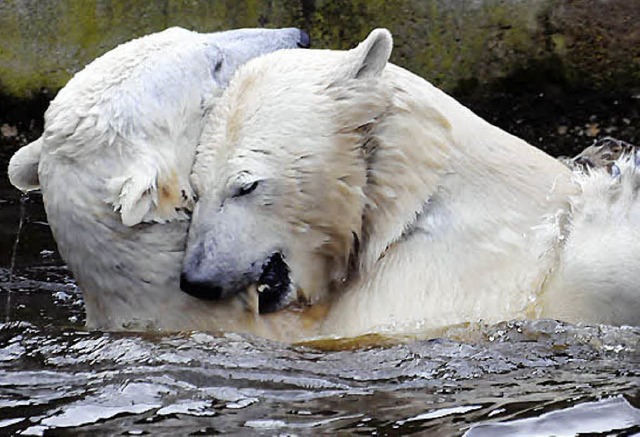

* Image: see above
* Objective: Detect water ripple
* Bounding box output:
[0,320,637,434]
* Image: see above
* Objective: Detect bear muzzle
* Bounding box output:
[180,251,295,314]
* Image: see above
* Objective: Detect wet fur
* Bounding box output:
[186,29,640,339]
[7,27,308,332]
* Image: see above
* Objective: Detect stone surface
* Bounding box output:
[0,0,639,97]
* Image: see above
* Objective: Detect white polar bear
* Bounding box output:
[181,29,640,340]
[8,26,309,331]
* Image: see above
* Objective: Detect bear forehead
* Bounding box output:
[221,61,341,147]
[228,48,348,100]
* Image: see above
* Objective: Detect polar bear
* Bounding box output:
[181,29,640,340]
[8,26,310,331]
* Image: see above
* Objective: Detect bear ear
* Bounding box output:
[8,138,42,192]
[346,28,393,80]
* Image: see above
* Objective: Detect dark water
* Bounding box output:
[1,119,640,435]
[0,319,638,435]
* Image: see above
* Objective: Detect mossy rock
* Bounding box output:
[0,0,638,97]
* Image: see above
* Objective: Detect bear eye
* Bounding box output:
[234,180,259,198]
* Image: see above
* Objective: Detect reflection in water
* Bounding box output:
[0,156,639,435]
[466,395,640,436]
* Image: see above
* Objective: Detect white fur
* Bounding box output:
[540,155,640,325]
[7,26,307,331]
[185,29,640,340]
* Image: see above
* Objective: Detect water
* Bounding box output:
[1,318,638,435]
[0,151,639,435]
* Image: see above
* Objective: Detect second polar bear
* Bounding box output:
[8,27,309,331]
[181,29,640,339]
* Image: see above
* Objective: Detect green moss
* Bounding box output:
[0,0,637,98]
[551,34,567,56]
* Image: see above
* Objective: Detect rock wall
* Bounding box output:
[1,0,638,98]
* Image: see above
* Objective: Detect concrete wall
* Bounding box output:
[1,0,639,98]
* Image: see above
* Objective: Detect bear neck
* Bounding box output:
[322,65,578,337]
[355,64,576,280]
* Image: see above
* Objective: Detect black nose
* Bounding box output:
[180,272,223,300]
[297,30,311,48]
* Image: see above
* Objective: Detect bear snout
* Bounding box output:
[179,250,295,314]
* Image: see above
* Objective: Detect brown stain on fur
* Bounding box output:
[157,170,181,216]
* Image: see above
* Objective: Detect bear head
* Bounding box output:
[181,29,396,316]
[9,27,311,226]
